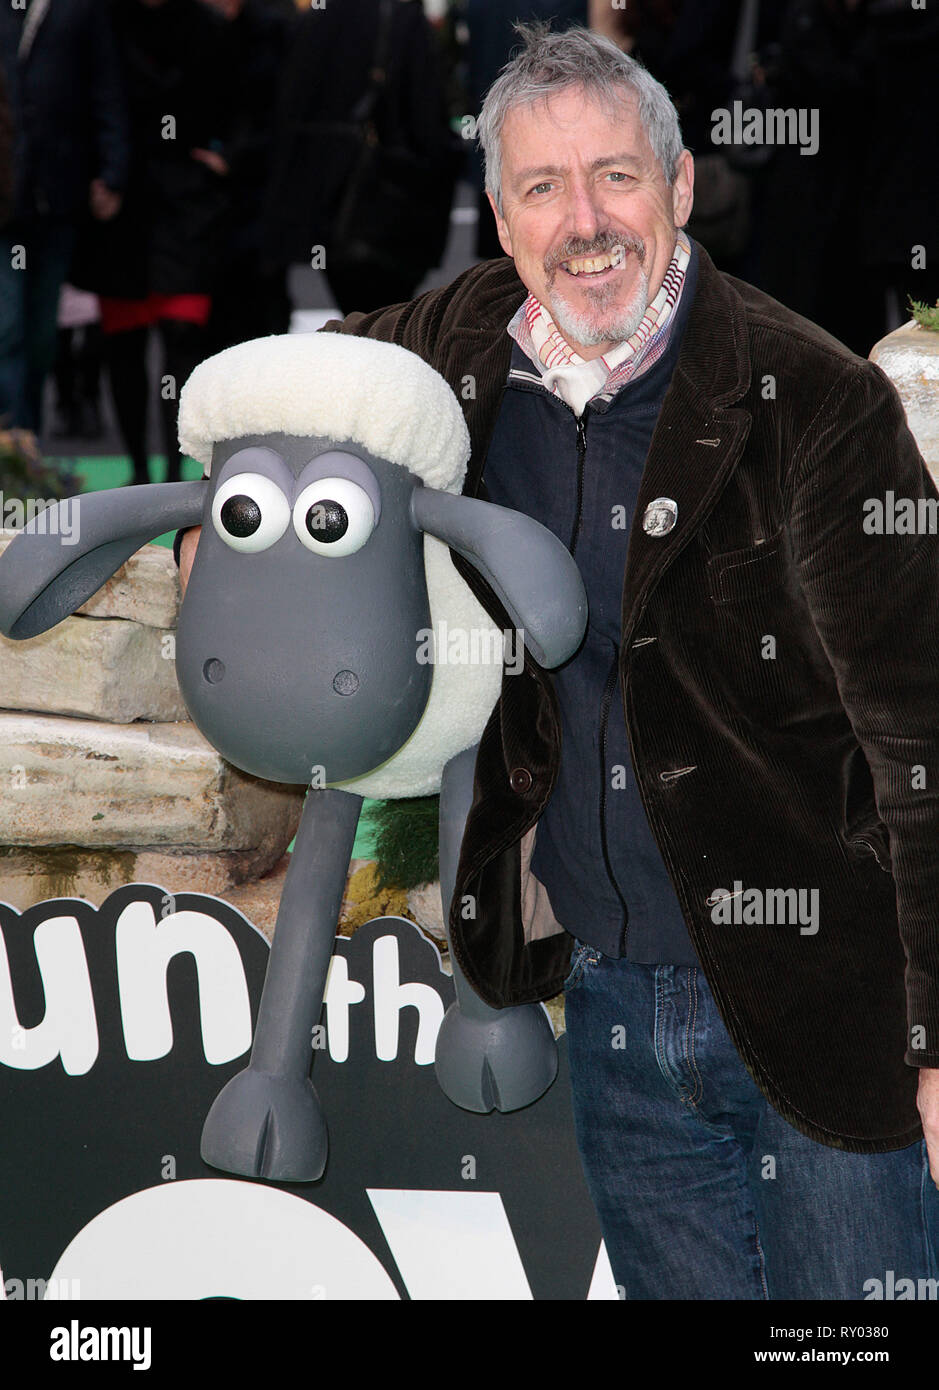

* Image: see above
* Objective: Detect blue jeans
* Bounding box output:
[564,943,939,1299]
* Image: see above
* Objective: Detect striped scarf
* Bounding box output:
[510,227,691,416]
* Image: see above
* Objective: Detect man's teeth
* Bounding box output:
[563,246,626,275]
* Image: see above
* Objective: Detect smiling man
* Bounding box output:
[178,23,939,1300]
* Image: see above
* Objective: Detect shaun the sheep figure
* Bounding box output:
[0,333,587,1182]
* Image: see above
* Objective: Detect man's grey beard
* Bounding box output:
[548,261,651,349]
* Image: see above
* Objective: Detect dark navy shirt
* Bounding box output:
[480,242,700,965]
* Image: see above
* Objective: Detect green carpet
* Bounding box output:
[57,454,380,860]
[68,454,201,548]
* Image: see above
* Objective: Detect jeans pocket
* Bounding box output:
[563,939,602,993]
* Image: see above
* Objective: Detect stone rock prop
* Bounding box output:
[870,319,939,486]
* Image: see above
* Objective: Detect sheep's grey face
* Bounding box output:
[175,433,433,785]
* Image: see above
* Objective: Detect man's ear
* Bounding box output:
[485,190,514,259]
[671,148,695,229]
[0,481,207,639]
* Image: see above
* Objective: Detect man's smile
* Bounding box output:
[559,245,627,278]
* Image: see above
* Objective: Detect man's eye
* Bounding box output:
[529,182,552,195]
[606,171,630,182]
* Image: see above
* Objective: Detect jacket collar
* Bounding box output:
[672,238,751,409]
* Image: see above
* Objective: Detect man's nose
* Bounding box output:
[565,179,604,242]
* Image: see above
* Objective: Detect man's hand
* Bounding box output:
[179,525,201,595]
[89,178,122,221]
[916,1067,939,1186]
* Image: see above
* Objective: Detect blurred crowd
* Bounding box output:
[0,0,936,481]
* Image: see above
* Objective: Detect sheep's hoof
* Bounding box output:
[200,1066,328,1182]
[434,1001,558,1113]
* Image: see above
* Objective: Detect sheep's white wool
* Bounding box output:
[331,535,504,798]
[178,333,469,494]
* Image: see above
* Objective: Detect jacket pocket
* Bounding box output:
[841,749,893,875]
[707,527,788,604]
[845,821,893,874]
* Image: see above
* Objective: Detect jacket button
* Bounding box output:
[509,767,532,793]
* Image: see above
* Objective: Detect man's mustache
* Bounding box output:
[545,230,646,279]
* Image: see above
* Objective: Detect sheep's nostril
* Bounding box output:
[203,658,226,684]
[333,669,359,696]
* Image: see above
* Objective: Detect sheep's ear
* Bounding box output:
[0,481,207,640]
[411,488,587,669]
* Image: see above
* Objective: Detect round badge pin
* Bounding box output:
[642,497,678,537]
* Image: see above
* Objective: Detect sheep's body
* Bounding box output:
[332,534,503,798]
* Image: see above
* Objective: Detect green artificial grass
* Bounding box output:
[68,454,204,546]
[909,299,939,332]
[370,795,440,890]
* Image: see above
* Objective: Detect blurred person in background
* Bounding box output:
[262,0,457,316]
[200,0,293,354]
[755,0,939,356]
[0,0,128,434]
[51,283,103,439]
[70,0,233,485]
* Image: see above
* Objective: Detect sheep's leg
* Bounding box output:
[434,744,557,1112]
[200,787,362,1181]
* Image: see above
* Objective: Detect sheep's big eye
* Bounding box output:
[211,473,290,553]
[293,477,376,557]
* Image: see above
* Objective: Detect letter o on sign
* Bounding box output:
[47,1179,399,1300]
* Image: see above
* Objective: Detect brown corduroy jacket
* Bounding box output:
[322,239,939,1153]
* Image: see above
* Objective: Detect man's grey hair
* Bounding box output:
[478,23,685,217]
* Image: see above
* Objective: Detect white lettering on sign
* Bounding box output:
[322,954,366,1062]
[0,906,449,1073]
[115,901,252,1064]
[41,1179,619,1300]
[0,917,98,1074]
[366,1189,532,1299]
[46,1180,399,1300]
[371,934,444,1064]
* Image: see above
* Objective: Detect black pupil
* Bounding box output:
[221,494,262,537]
[306,499,348,542]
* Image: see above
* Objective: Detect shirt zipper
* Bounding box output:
[569,411,588,554]
[566,406,630,935]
